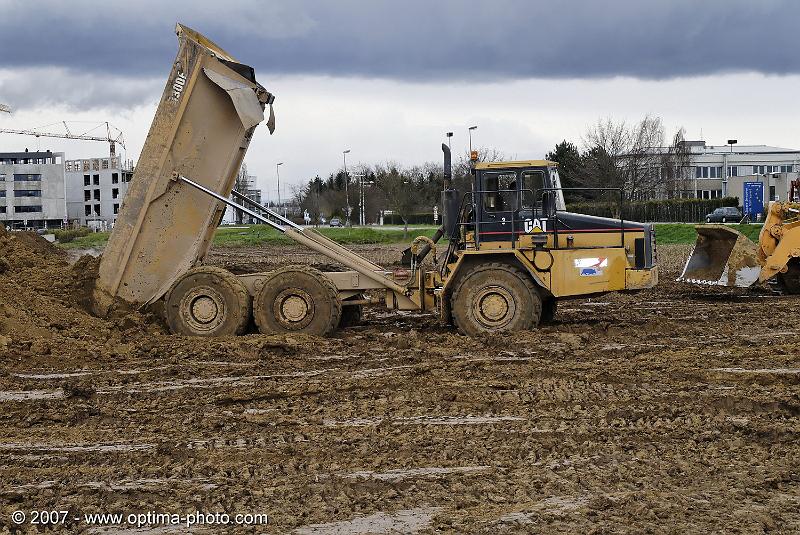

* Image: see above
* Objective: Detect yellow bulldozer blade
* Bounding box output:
[678,225,762,288]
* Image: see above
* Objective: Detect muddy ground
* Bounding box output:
[1,232,799,533]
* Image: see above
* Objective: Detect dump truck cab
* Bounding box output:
[432,154,658,335]
[470,160,565,243]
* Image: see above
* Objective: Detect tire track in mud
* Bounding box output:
[1,244,799,532]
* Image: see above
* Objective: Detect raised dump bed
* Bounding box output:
[93,23,274,314]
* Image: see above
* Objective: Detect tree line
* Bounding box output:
[291,149,503,230]
[285,114,694,227]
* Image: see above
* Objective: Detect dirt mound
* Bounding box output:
[0,227,133,339]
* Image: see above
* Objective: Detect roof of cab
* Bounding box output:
[474,160,558,169]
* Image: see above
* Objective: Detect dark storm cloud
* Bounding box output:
[1,0,798,96]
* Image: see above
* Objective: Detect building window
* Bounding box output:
[84,174,90,186]
[112,172,119,184]
[0,206,5,213]
[695,166,722,179]
[84,190,91,201]
[770,185,777,201]
[14,205,42,213]
[14,190,42,197]
[102,159,109,170]
[94,204,100,215]
[781,165,793,173]
[752,165,781,175]
[93,174,100,185]
[0,190,5,198]
[85,205,92,216]
[93,189,100,201]
[112,188,119,199]
[13,173,41,181]
[113,203,119,214]
[0,173,5,181]
[728,166,738,177]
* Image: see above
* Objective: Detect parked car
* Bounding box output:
[706,206,742,223]
[329,217,343,227]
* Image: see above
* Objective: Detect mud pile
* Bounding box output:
[0,227,161,346]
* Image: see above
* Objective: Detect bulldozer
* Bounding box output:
[679,198,800,293]
[93,24,659,337]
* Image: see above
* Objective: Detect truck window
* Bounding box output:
[521,170,546,208]
[483,172,517,212]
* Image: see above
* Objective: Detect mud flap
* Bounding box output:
[678,225,761,287]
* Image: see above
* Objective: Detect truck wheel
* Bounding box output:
[451,262,542,336]
[254,267,341,336]
[339,296,364,328]
[778,261,800,294]
[165,266,251,336]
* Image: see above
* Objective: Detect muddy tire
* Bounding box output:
[165,266,251,337]
[778,260,800,295]
[541,298,557,324]
[451,262,542,336]
[254,266,341,336]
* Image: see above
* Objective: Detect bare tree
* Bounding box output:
[582,115,680,200]
[660,128,693,198]
[375,163,419,236]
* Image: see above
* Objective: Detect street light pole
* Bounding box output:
[468,125,478,155]
[276,162,283,214]
[446,131,453,152]
[343,149,351,227]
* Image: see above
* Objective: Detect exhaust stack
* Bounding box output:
[403,143,455,265]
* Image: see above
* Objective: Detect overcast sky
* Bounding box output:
[1,0,799,199]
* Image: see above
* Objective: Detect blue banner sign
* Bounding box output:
[743,181,764,219]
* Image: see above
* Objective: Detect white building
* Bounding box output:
[686,141,799,201]
[0,150,67,229]
[65,156,133,227]
[227,174,263,224]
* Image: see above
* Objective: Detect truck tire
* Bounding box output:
[254,266,341,336]
[165,266,251,337]
[778,260,800,295]
[451,262,542,336]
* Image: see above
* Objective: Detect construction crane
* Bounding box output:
[0,104,11,114]
[0,121,125,157]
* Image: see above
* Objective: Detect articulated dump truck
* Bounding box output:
[679,201,800,293]
[94,24,659,337]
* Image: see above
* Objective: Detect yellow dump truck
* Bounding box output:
[95,24,659,337]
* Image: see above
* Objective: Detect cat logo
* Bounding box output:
[524,218,547,233]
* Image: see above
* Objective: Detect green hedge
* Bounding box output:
[567,197,740,223]
[52,227,92,243]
